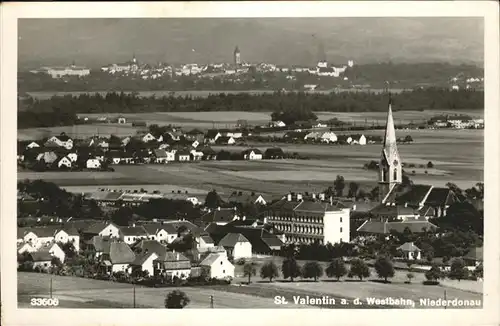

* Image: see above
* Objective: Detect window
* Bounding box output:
[340,227,343,233]
[340,217,342,223]
[340,238,343,242]
[223,270,225,274]
[221,261,223,265]
[393,169,398,181]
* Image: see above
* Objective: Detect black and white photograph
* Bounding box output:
[1,1,499,325]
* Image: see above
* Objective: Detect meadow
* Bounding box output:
[18,127,483,196]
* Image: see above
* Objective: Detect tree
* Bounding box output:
[165,290,190,309]
[282,258,301,282]
[301,261,324,281]
[473,264,483,279]
[348,258,370,281]
[406,272,415,283]
[374,256,395,282]
[243,262,257,284]
[326,258,347,281]
[205,189,223,209]
[448,258,469,282]
[333,175,345,197]
[111,206,134,226]
[260,261,280,282]
[347,182,359,198]
[425,264,444,283]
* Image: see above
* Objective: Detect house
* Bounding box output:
[264,147,285,159]
[217,233,252,259]
[227,191,267,206]
[198,234,215,249]
[140,133,157,143]
[176,150,191,161]
[185,129,205,142]
[86,158,101,169]
[67,152,78,162]
[304,131,321,141]
[130,252,159,276]
[356,218,437,235]
[141,224,179,244]
[36,151,58,164]
[56,156,72,169]
[36,242,66,263]
[26,141,41,149]
[320,132,338,143]
[118,117,127,124]
[29,252,54,271]
[215,136,236,145]
[53,227,80,252]
[119,226,149,245]
[359,135,367,146]
[20,226,79,251]
[152,149,172,163]
[154,251,192,279]
[269,121,286,128]
[132,239,169,257]
[84,235,111,259]
[201,147,218,160]
[191,140,200,148]
[82,222,121,240]
[200,253,235,279]
[46,133,74,150]
[17,242,36,254]
[397,242,421,260]
[242,148,263,160]
[101,241,136,273]
[201,208,240,226]
[190,148,204,161]
[206,130,222,143]
[223,131,243,139]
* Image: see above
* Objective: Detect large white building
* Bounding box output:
[264,194,350,245]
[32,65,90,79]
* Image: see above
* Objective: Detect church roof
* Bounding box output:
[381,100,400,165]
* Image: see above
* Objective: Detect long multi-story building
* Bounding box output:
[264,193,350,245]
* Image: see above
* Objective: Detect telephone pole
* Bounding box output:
[133,283,136,308]
[50,277,53,298]
[210,295,214,308]
[443,289,447,310]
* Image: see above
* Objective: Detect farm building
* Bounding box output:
[264,147,285,159]
[86,159,101,169]
[242,148,263,160]
[215,136,236,145]
[176,150,191,161]
[154,251,192,279]
[217,233,252,259]
[200,253,235,279]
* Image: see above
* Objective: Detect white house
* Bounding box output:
[346,136,353,144]
[197,234,215,249]
[269,121,286,128]
[37,242,66,263]
[200,253,235,279]
[47,135,73,150]
[397,242,422,260]
[26,141,40,149]
[359,135,367,146]
[142,224,179,244]
[57,156,72,169]
[103,242,136,273]
[320,132,338,143]
[84,222,121,239]
[218,233,252,259]
[192,140,200,148]
[67,152,78,162]
[119,226,149,245]
[86,159,101,169]
[154,252,192,279]
[130,252,159,276]
[242,149,263,160]
[141,133,157,143]
[190,149,204,161]
[17,242,36,254]
[224,131,243,139]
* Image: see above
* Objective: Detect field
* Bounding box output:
[18,129,483,196]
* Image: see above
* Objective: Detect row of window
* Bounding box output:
[287,237,324,245]
[269,215,325,224]
[274,224,324,235]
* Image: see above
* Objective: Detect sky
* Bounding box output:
[18,18,484,69]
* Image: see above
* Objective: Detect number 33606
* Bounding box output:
[30,298,59,306]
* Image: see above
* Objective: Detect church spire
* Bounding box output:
[379,97,402,203]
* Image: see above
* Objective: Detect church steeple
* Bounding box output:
[379,97,402,203]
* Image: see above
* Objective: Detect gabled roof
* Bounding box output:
[216,136,233,143]
[131,252,158,266]
[218,233,249,247]
[394,185,433,206]
[29,226,61,238]
[397,242,421,252]
[83,222,118,235]
[120,226,148,236]
[206,130,221,138]
[242,148,262,155]
[200,234,215,244]
[201,209,238,224]
[84,191,123,201]
[369,204,418,217]
[201,147,217,155]
[90,236,112,253]
[200,253,225,266]
[153,149,168,157]
[30,251,54,262]
[356,219,437,234]
[424,187,456,206]
[294,200,345,213]
[133,239,168,257]
[157,251,190,262]
[109,242,136,264]
[227,193,264,205]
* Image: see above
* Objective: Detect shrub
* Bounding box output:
[235,258,246,265]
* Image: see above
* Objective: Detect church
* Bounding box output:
[356,99,458,235]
